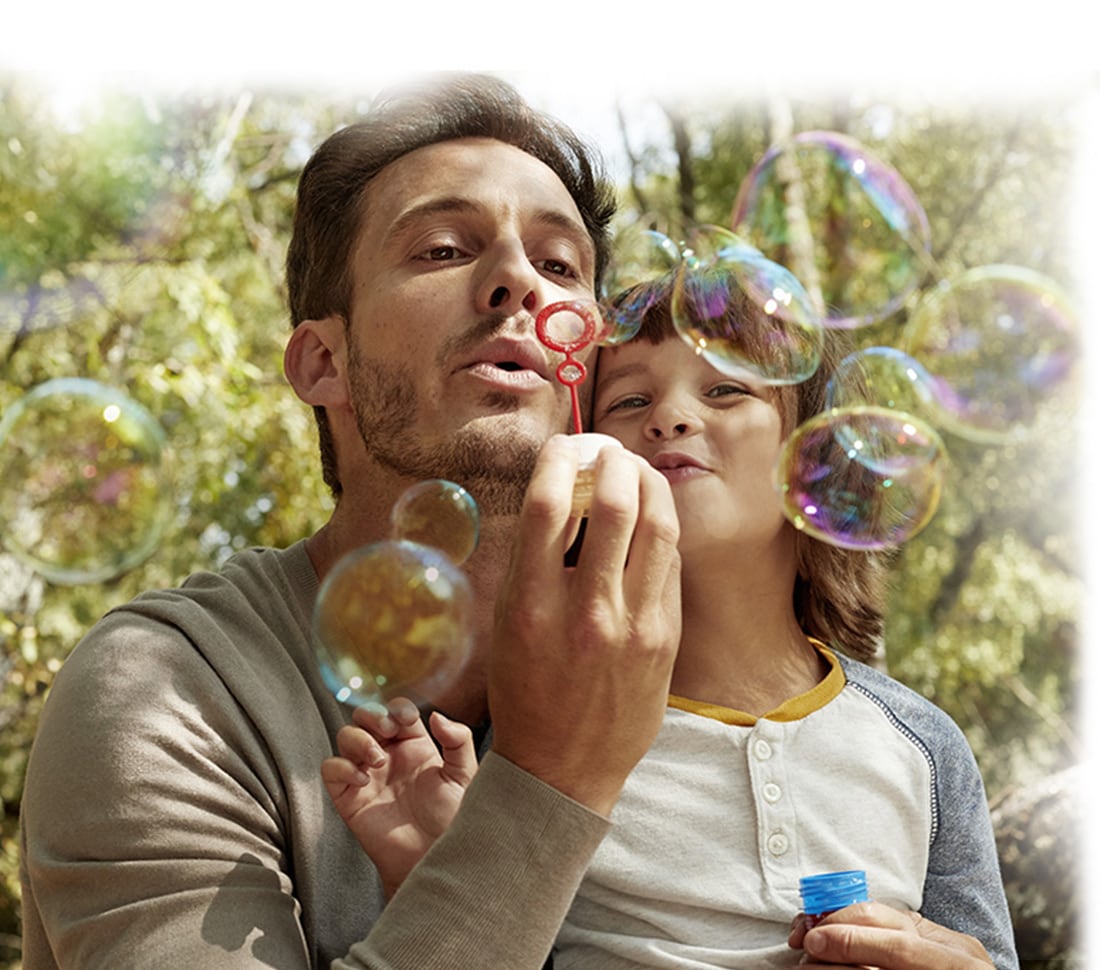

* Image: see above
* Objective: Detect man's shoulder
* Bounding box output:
[113,540,315,632]
[59,540,318,695]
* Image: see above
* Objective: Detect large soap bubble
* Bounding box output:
[312,480,479,709]
[900,265,1078,443]
[776,405,946,550]
[670,225,823,385]
[0,377,172,584]
[732,131,932,329]
[312,539,474,710]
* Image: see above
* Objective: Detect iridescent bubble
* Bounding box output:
[312,540,474,709]
[776,405,946,550]
[390,479,480,566]
[825,346,940,425]
[599,223,683,345]
[900,265,1078,443]
[0,377,171,584]
[731,131,932,329]
[669,225,823,385]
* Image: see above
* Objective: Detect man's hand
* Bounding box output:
[789,901,996,969]
[321,697,477,898]
[488,434,682,816]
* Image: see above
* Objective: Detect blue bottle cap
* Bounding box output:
[799,869,869,915]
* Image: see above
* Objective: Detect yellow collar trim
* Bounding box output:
[667,640,845,726]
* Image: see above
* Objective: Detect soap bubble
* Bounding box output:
[312,539,474,709]
[732,131,932,329]
[670,225,823,384]
[0,377,171,584]
[391,479,479,566]
[776,405,945,550]
[599,223,683,344]
[900,265,1078,443]
[825,346,941,425]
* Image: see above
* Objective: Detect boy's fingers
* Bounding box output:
[335,724,387,768]
[320,756,370,790]
[429,711,478,785]
[351,697,425,740]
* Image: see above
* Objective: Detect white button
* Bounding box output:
[763,782,782,803]
[753,739,773,760]
[767,832,789,856]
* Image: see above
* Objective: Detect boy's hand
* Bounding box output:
[789,901,995,969]
[321,697,477,898]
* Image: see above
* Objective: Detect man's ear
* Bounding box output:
[284,316,350,408]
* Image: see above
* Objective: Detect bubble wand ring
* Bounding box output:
[536,301,600,434]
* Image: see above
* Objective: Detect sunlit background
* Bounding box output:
[1,3,1097,967]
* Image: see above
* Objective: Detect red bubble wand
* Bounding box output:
[535,301,600,434]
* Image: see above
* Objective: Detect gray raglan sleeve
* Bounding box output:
[912,704,1019,970]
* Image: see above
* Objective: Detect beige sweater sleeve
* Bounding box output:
[335,752,611,970]
[19,544,611,969]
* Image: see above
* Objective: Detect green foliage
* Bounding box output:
[0,76,1084,967]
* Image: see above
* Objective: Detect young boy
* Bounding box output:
[322,294,1018,970]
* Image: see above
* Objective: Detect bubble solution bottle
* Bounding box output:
[799,870,869,928]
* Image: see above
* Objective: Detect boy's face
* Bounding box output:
[341,138,598,506]
[592,334,791,559]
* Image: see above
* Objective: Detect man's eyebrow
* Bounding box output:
[386,197,479,243]
[532,208,593,250]
[387,198,592,250]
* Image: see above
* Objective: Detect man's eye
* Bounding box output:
[541,258,573,277]
[426,245,459,261]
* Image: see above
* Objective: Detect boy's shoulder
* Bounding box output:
[835,652,970,753]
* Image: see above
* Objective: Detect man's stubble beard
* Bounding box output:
[348,341,553,517]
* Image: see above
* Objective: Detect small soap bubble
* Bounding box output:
[312,540,474,709]
[0,377,171,584]
[901,265,1078,443]
[825,346,940,425]
[670,225,823,385]
[390,479,480,566]
[776,405,945,550]
[599,224,683,345]
[731,131,932,329]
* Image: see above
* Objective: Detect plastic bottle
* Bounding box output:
[799,869,869,928]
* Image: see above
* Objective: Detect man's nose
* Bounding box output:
[477,241,540,316]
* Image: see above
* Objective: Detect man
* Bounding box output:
[20,73,1003,970]
[19,71,682,970]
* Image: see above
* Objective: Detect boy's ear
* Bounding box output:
[284,316,350,408]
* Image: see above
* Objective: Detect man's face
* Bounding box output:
[345,138,598,513]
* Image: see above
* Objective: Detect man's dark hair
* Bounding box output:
[285,72,617,496]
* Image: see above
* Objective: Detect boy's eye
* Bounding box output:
[707,383,749,399]
[606,394,649,412]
